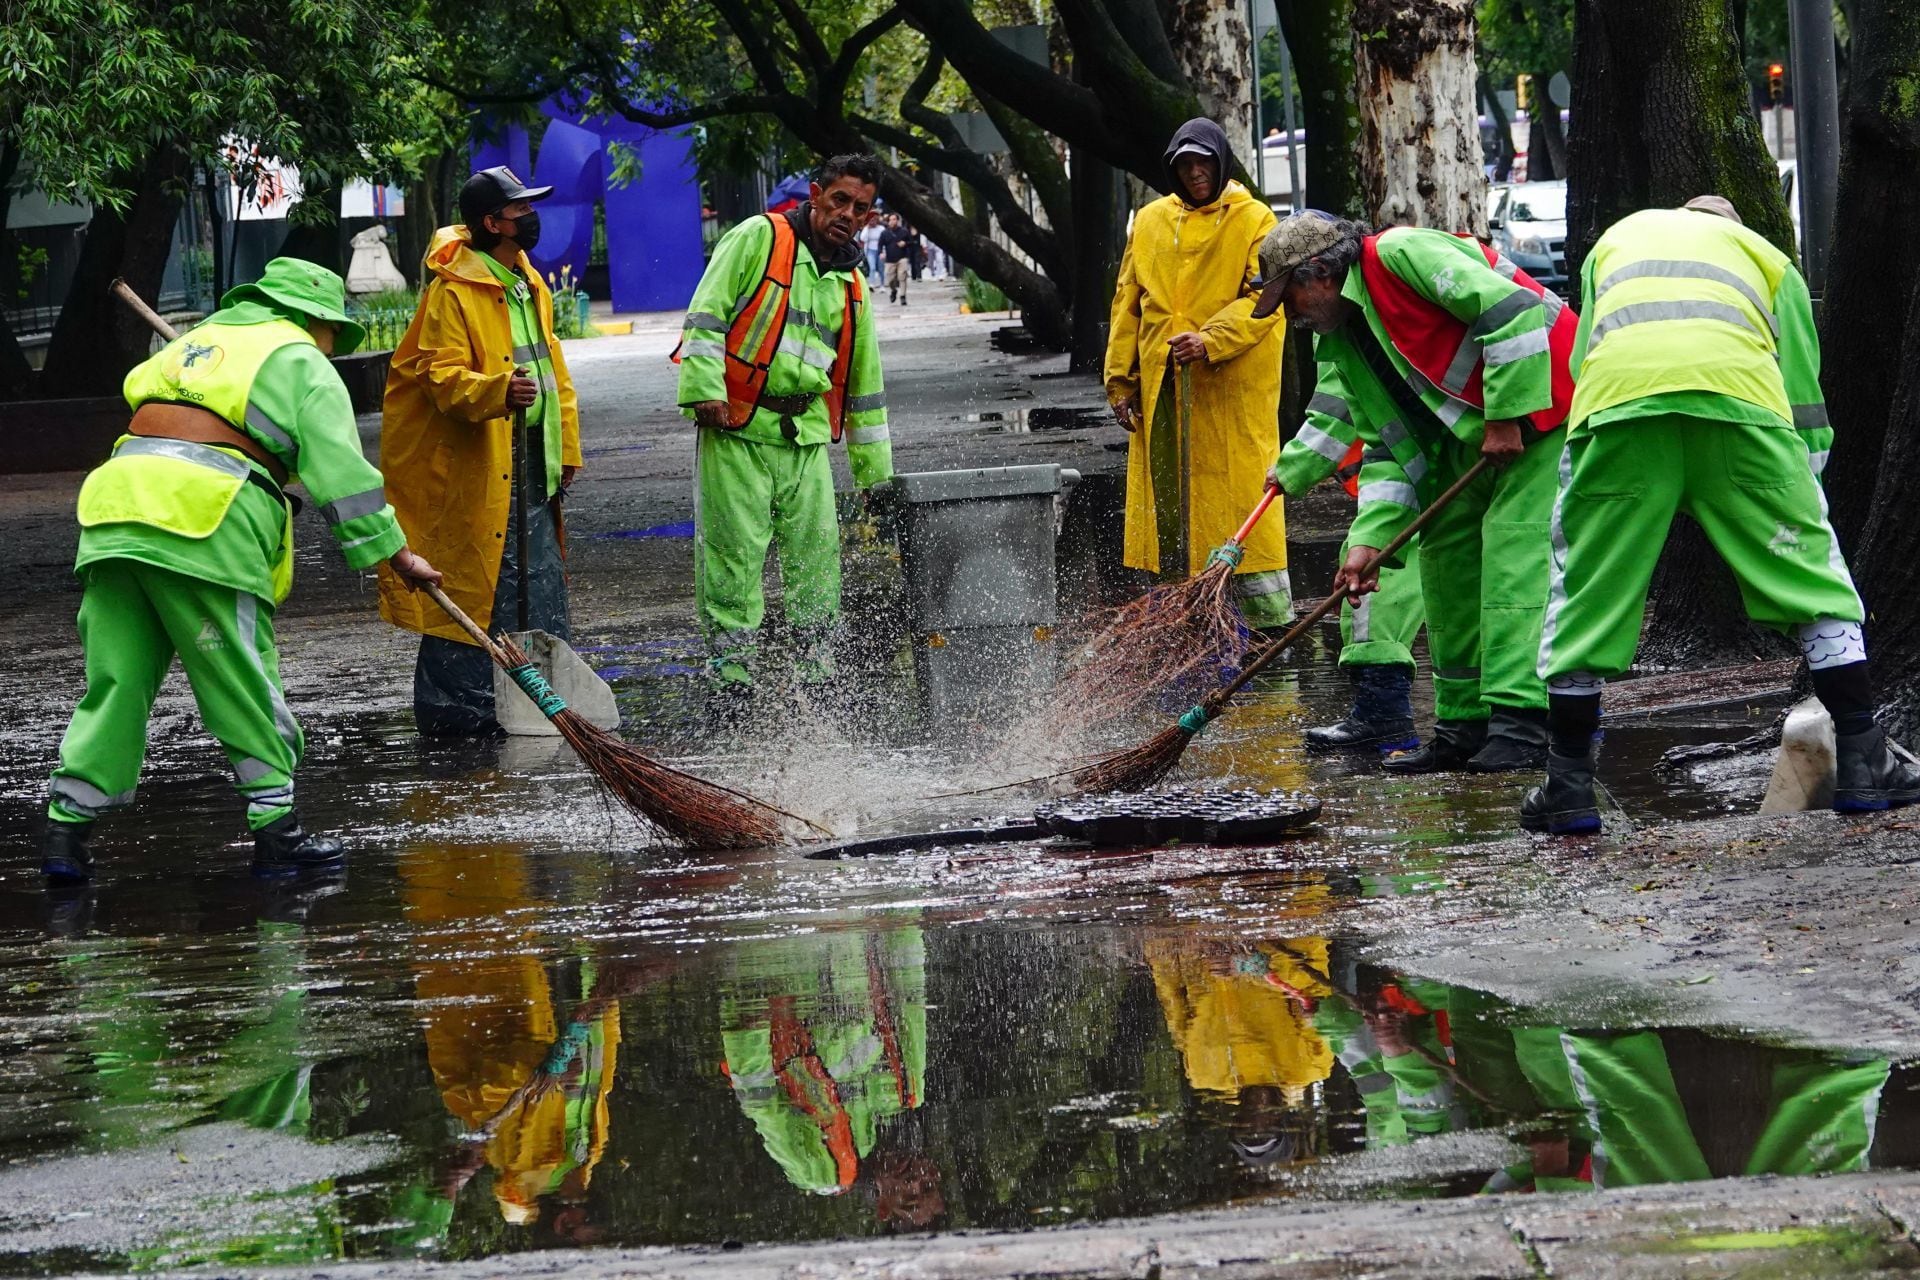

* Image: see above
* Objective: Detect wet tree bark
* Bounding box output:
[277,181,346,274]
[39,147,189,399]
[1814,0,1920,549]
[1566,0,1797,664]
[1854,277,1920,738]
[1068,150,1128,374]
[1275,0,1365,216]
[1166,0,1258,161]
[1350,0,1487,233]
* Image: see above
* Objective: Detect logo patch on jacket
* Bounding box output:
[163,341,226,384]
[1769,523,1802,557]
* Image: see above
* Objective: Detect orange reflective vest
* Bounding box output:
[708,213,864,441]
[1359,233,1577,433]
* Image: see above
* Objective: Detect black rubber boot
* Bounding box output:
[1832,723,1920,813]
[1468,706,1550,773]
[1521,742,1603,835]
[1381,719,1489,774]
[1305,665,1417,754]
[40,821,95,886]
[252,814,346,878]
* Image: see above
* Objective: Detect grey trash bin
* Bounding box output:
[877,463,1079,728]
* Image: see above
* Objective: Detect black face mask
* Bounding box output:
[480,210,542,252]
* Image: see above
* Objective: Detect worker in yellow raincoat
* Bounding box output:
[1105,118,1290,626]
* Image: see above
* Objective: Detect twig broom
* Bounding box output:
[1067,458,1494,795]
[425,587,824,849]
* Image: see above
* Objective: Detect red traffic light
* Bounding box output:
[1768,63,1785,76]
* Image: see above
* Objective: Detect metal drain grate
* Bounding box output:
[1036,787,1321,847]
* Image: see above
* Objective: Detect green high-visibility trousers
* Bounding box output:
[1339,532,1424,669]
[694,428,840,686]
[48,558,302,831]
[1416,435,1557,721]
[1539,414,1863,683]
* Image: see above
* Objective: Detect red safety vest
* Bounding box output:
[680,213,864,441]
[1359,233,1577,432]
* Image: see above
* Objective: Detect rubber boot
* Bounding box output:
[40,820,95,886]
[1305,665,1418,755]
[251,813,346,878]
[1468,706,1550,773]
[1832,723,1920,813]
[1381,718,1488,774]
[1520,740,1602,835]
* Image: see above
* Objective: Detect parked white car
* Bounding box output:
[1486,180,1569,297]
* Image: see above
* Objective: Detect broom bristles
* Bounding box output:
[1067,722,1197,794]
[496,635,798,850]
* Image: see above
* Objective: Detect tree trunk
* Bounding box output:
[1277,0,1365,216]
[1067,147,1128,374]
[1480,73,1517,181]
[1853,275,1920,739]
[1529,70,1570,179]
[1813,0,1920,549]
[1565,0,1793,276]
[1166,0,1258,162]
[277,180,346,273]
[1566,0,1800,663]
[0,143,34,398]
[1350,0,1487,233]
[39,147,189,399]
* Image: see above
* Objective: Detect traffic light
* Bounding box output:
[1768,62,1785,103]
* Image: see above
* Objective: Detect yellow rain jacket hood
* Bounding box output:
[1105,171,1287,578]
[377,226,582,641]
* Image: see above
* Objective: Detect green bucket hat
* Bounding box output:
[222,257,367,354]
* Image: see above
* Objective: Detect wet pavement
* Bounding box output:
[2,281,1917,1274]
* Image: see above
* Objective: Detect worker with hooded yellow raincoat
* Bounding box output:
[1105,118,1290,627]
[378,167,583,736]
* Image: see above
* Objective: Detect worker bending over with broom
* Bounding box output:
[379,166,582,736]
[1269,411,1425,756]
[1249,212,1578,774]
[1525,197,1920,833]
[1106,118,1292,629]
[41,260,442,884]
[676,153,892,706]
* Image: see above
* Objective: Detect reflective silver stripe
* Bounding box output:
[115,436,250,479]
[1437,398,1470,428]
[319,486,387,527]
[1808,449,1830,477]
[1234,568,1291,599]
[1295,422,1348,463]
[1358,480,1420,509]
[1590,300,1769,349]
[680,336,726,361]
[234,758,279,785]
[1595,258,1777,336]
[685,311,729,333]
[1307,392,1352,424]
[511,342,552,365]
[1792,403,1830,429]
[847,392,886,413]
[1484,327,1550,368]
[244,786,294,807]
[1537,436,1576,681]
[1492,255,1519,280]
[1379,419,1409,449]
[1445,290,1543,392]
[1403,453,1429,485]
[1350,593,1372,642]
[848,424,891,446]
[784,305,841,349]
[236,592,301,757]
[1434,666,1481,681]
[49,775,137,817]
[1541,289,1567,324]
[776,333,835,371]
[244,405,297,457]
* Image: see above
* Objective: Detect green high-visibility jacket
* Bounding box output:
[677,213,893,488]
[1570,207,1833,476]
[84,300,404,603]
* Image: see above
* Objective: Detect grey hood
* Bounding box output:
[1163,118,1233,206]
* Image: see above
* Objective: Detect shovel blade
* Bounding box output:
[493,630,620,735]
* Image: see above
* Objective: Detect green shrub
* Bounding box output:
[963,268,1009,313]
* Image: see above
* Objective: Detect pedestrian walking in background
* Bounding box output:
[378,166,582,737]
[906,223,924,281]
[1105,117,1293,630]
[859,212,885,285]
[41,259,442,884]
[882,214,913,306]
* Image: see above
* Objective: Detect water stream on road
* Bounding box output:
[3,535,1905,1272]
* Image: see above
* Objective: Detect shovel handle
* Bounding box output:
[424,584,508,665]
[1227,483,1281,548]
[1207,457,1494,710]
[112,278,180,342]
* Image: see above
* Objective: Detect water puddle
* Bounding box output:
[962,407,1109,433]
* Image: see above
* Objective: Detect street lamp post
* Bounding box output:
[1786,0,1838,294]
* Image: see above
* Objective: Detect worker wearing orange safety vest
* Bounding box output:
[676,154,892,699]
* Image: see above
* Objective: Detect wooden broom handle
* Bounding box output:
[1209,457,1494,709]
[424,584,509,664]
[111,278,180,342]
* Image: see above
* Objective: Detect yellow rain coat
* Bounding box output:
[1147,934,1334,1099]
[1105,179,1287,577]
[377,227,582,642]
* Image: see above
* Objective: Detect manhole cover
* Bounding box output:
[1035,787,1321,847]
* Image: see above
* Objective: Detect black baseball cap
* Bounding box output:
[458,165,554,227]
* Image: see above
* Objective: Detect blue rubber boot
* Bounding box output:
[40,820,95,885]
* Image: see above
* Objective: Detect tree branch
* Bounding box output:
[897,50,964,150]
[829,8,911,87]
[412,64,592,106]
[978,90,1072,235]
[766,0,834,74]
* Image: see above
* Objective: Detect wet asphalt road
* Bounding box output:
[1,280,1917,1273]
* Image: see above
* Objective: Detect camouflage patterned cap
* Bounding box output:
[1250,212,1346,318]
